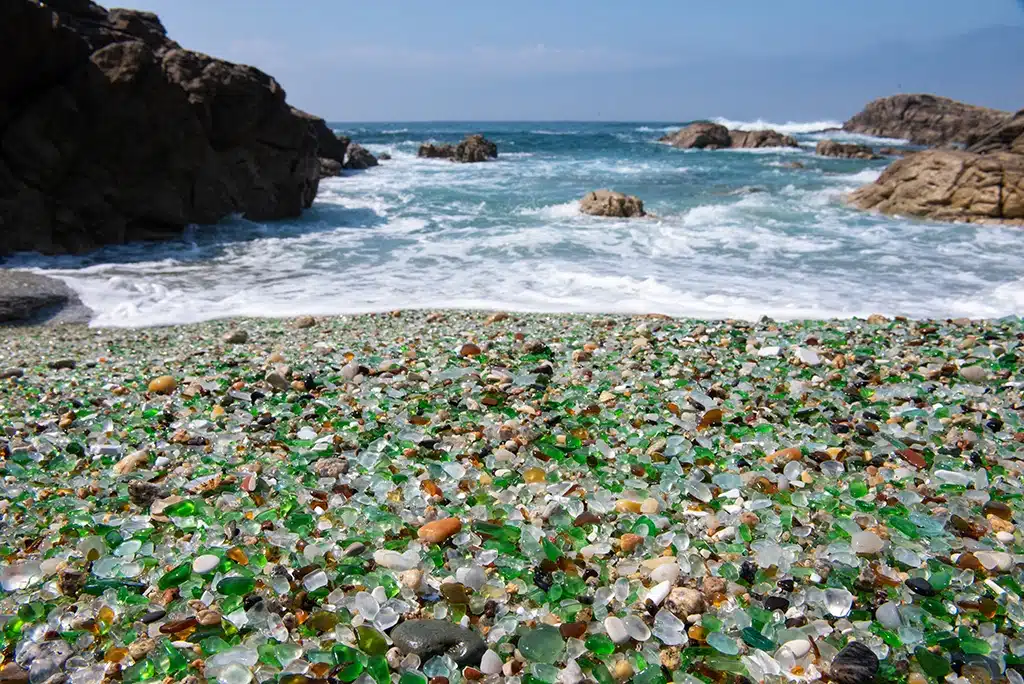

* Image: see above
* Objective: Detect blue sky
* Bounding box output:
[117,0,1024,121]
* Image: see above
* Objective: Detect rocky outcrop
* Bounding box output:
[815,140,878,159]
[967,109,1024,155]
[842,94,1011,147]
[0,271,90,324]
[729,129,799,149]
[660,123,731,150]
[0,0,323,255]
[319,158,343,178]
[455,135,498,162]
[580,190,646,218]
[661,123,798,150]
[848,110,1024,225]
[417,135,498,163]
[846,150,1023,225]
[344,144,378,170]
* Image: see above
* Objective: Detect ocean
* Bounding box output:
[9,120,1024,326]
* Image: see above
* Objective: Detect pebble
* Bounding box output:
[459,343,482,357]
[0,368,24,379]
[293,315,316,329]
[905,577,937,597]
[112,450,148,475]
[779,638,812,659]
[223,329,248,344]
[830,642,880,684]
[518,625,564,664]
[418,517,462,544]
[147,375,177,394]
[192,554,221,574]
[390,619,487,666]
[265,371,289,391]
[647,580,671,606]
[48,359,76,370]
[479,650,503,675]
[850,530,884,554]
[604,616,630,644]
[960,365,989,382]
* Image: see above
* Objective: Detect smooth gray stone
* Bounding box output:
[830,642,879,684]
[390,619,486,666]
[0,271,90,325]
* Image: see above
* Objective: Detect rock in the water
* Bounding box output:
[454,134,498,162]
[298,112,349,165]
[0,271,88,324]
[729,129,799,149]
[847,149,1024,225]
[344,143,379,170]
[830,642,879,684]
[319,157,343,178]
[378,152,392,161]
[418,143,456,159]
[842,94,1011,147]
[390,619,487,666]
[660,122,732,150]
[580,190,646,218]
[661,123,798,150]
[0,0,321,255]
[816,140,878,159]
[418,135,497,163]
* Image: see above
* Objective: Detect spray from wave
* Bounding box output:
[711,118,844,134]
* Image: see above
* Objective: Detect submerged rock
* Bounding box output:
[390,619,487,666]
[580,190,646,218]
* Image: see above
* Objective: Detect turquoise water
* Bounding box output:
[10,119,1024,326]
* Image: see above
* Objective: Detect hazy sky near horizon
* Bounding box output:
[115,0,1024,121]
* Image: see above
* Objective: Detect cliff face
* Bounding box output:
[842,94,1011,147]
[0,0,323,255]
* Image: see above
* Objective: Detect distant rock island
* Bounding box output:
[1,0,333,255]
[842,93,1011,147]
[660,122,798,150]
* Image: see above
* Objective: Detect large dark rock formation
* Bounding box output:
[842,94,1011,147]
[1,0,324,255]
[660,123,798,150]
[847,111,1024,225]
